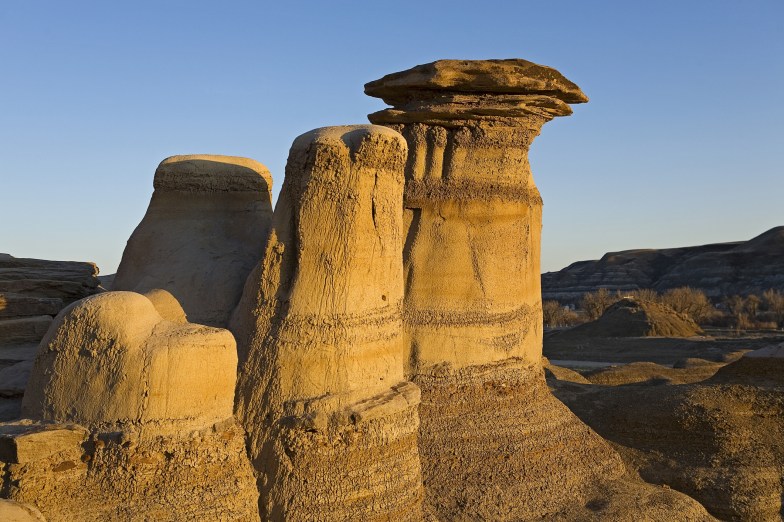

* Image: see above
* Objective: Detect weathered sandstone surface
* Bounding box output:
[2,291,259,520]
[0,499,46,521]
[542,226,784,302]
[113,154,273,327]
[22,292,237,434]
[367,59,712,520]
[550,343,784,521]
[233,125,422,520]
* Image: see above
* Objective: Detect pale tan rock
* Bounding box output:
[0,418,260,521]
[366,59,710,520]
[233,125,423,520]
[22,291,237,436]
[142,288,188,324]
[5,291,260,520]
[0,420,87,464]
[368,60,561,373]
[113,154,273,327]
[0,499,47,522]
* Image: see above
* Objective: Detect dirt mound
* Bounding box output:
[559,298,703,339]
[708,342,784,386]
[549,351,784,521]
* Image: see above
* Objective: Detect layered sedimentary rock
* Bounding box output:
[366,60,712,520]
[113,155,273,327]
[366,59,581,372]
[0,254,100,307]
[1,291,259,520]
[0,254,101,346]
[233,125,422,520]
[0,255,102,411]
[542,226,784,303]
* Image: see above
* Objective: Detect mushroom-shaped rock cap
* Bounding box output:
[154,154,272,194]
[364,59,588,105]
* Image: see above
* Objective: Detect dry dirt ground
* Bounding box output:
[545,329,784,367]
[545,330,784,521]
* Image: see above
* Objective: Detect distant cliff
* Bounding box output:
[542,226,784,303]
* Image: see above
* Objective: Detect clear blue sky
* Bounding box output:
[1,1,782,274]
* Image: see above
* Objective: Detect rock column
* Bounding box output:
[365,60,630,519]
[113,155,273,327]
[233,125,422,521]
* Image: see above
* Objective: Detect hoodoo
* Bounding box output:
[113,155,273,327]
[365,60,711,520]
[233,126,423,520]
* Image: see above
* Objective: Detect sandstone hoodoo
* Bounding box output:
[113,155,273,327]
[366,59,711,520]
[365,58,579,376]
[2,291,259,520]
[232,125,423,520]
[0,58,736,521]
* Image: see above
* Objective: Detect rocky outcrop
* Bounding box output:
[0,254,100,306]
[0,255,100,341]
[0,255,102,407]
[113,155,273,327]
[233,126,422,520]
[2,291,259,520]
[542,226,784,302]
[366,59,712,520]
[555,297,703,339]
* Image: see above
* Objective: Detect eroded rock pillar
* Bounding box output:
[233,125,422,521]
[365,60,629,519]
[113,155,273,327]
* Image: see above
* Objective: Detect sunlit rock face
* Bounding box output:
[365,60,713,520]
[22,291,237,434]
[232,125,423,521]
[1,291,260,521]
[364,59,585,373]
[113,154,273,328]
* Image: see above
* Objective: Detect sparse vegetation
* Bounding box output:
[763,289,784,327]
[564,287,784,331]
[579,288,615,320]
[542,300,584,328]
[659,287,716,324]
